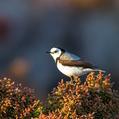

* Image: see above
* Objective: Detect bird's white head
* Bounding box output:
[47,47,65,62]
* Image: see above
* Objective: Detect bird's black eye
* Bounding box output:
[54,50,58,53]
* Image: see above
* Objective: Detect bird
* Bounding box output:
[47,47,105,80]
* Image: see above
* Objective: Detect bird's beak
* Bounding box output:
[46,51,51,54]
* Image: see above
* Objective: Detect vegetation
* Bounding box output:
[0,72,119,119]
[0,78,42,119]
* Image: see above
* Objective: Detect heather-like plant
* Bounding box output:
[0,72,119,119]
[45,72,119,119]
[0,78,43,119]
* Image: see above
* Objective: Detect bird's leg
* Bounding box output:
[74,76,78,81]
[77,76,81,83]
[77,76,80,80]
[73,76,81,84]
[70,76,74,81]
[70,76,81,84]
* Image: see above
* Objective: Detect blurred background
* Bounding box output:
[0,0,119,101]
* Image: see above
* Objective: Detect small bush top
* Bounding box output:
[45,72,119,119]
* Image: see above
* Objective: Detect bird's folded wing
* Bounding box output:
[59,60,93,68]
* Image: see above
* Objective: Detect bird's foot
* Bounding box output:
[70,76,81,84]
[74,76,81,83]
[70,76,74,82]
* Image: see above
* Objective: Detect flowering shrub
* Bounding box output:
[0,72,119,119]
[44,72,119,119]
[0,78,42,119]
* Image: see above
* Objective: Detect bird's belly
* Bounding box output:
[57,63,83,77]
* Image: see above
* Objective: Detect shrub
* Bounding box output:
[0,78,43,119]
[44,72,119,119]
[0,72,119,119]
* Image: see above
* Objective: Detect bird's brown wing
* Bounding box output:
[59,60,93,68]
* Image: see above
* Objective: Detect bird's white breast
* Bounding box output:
[57,62,83,77]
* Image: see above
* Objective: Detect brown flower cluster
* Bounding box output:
[44,72,119,119]
[0,78,42,119]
